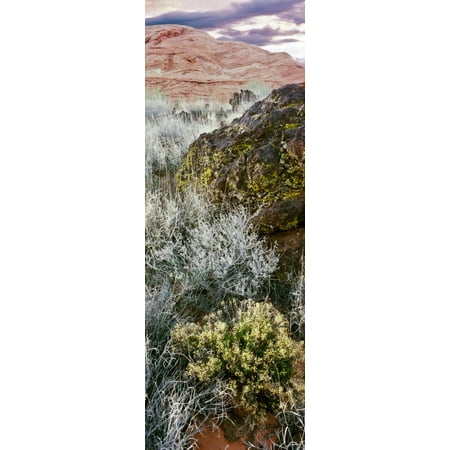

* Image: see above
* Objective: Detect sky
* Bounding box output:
[145,0,305,62]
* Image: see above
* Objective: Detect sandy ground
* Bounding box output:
[194,419,277,450]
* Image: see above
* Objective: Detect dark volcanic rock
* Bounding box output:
[268,228,305,277]
[229,89,258,113]
[177,84,305,234]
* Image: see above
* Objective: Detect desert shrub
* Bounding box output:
[146,190,278,313]
[146,113,216,181]
[145,88,172,118]
[146,340,232,450]
[288,256,305,341]
[145,188,213,251]
[145,283,234,450]
[171,300,304,422]
[146,339,233,450]
[272,405,305,450]
[245,404,305,450]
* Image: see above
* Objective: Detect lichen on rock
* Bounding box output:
[176,83,305,233]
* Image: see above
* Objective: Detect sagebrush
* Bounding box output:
[171,300,304,422]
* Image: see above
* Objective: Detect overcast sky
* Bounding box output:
[145,0,305,62]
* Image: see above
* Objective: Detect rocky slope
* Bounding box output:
[177,83,305,234]
[146,25,305,103]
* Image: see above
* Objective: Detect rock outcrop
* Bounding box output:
[146,25,305,103]
[229,89,257,113]
[177,84,305,235]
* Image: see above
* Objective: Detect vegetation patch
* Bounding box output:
[171,300,304,423]
[145,83,305,449]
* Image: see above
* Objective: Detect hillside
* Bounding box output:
[145,25,305,102]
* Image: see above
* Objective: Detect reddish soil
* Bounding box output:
[194,424,251,450]
[194,421,277,450]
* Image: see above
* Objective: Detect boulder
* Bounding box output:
[177,84,305,234]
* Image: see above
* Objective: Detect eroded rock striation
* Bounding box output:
[177,84,305,235]
[145,25,305,103]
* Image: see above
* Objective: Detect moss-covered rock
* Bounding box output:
[176,84,305,233]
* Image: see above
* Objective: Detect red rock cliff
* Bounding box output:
[145,25,305,103]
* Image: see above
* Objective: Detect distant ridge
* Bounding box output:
[145,25,305,102]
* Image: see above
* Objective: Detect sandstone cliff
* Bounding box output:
[145,25,305,103]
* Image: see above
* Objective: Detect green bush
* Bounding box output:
[171,300,304,421]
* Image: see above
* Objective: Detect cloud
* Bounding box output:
[145,0,304,29]
[278,1,305,24]
[216,26,301,46]
[218,35,300,46]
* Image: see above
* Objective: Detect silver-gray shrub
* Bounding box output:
[273,405,305,450]
[145,188,212,250]
[146,189,279,312]
[289,256,305,341]
[145,284,234,450]
[146,113,217,175]
[244,403,305,450]
[146,97,231,181]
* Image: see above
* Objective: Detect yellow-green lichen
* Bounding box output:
[282,218,299,229]
[212,152,225,164]
[230,142,252,154]
[199,167,213,187]
[280,189,303,201]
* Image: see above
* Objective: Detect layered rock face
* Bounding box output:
[146,25,305,103]
[177,84,305,236]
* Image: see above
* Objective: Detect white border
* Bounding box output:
[0,1,144,449]
[1,1,450,449]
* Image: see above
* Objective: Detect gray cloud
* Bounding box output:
[278,6,305,24]
[216,26,301,46]
[145,0,304,28]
